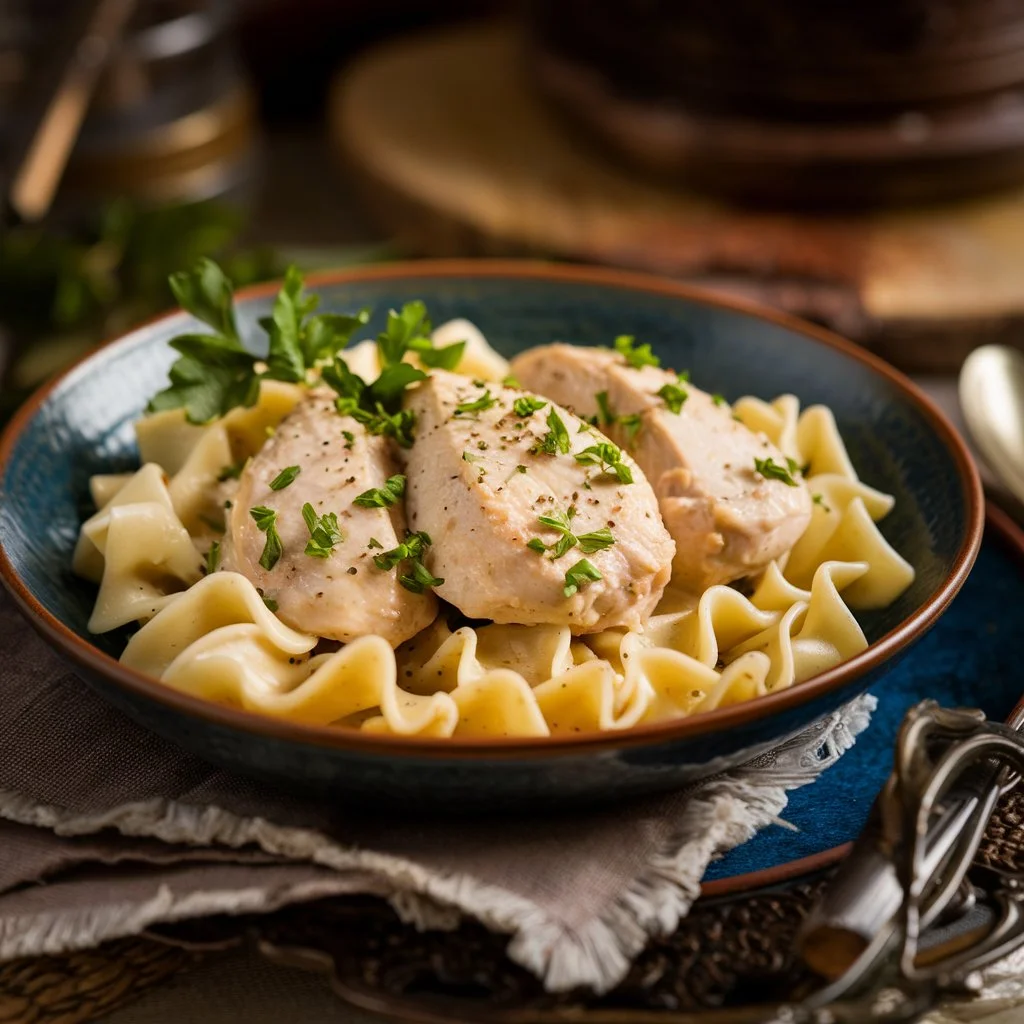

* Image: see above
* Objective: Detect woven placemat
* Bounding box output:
[3,788,1021,1024]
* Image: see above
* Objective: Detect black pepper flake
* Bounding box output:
[347,567,358,575]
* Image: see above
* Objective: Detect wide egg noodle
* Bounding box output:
[73,322,916,738]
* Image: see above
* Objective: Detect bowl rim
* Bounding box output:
[0,258,985,760]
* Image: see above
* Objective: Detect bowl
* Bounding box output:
[0,260,983,807]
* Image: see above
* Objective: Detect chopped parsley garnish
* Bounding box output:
[577,527,615,554]
[563,559,603,598]
[353,474,406,508]
[513,396,547,417]
[575,442,633,484]
[614,334,660,370]
[302,503,344,558]
[249,506,283,570]
[217,459,246,482]
[529,507,616,560]
[502,374,521,388]
[269,465,301,491]
[462,451,483,463]
[368,536,383,549]
[342,429,355,449]
[205,541,221,574]
[516,464,527,474]
[373,531,442,593]
[595,391,615,426]
[712,393,727,407]
[657,379,688,414]
[754,457,799,487]
[256,588,278,612]
[454,389,497,416]
[400,560,445,594]
[619,413,643,446]
[530,407,571,456]
[812,493,831,512]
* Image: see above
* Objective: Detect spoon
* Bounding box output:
[959,344,1024,508]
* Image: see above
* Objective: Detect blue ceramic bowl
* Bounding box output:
[0,261,983,807]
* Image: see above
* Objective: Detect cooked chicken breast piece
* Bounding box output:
[511,344,812,591]
[224,392,437,646]
[402,370,674,633]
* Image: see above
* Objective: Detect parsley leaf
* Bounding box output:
[574,442,633,484]
[370,362,428,404]
[399,559,445,594]
[150,260,370,424]
[563,558,603,598]
[454,389,497,416]
[147,330,260,425]
[257,588,278,612]
[205,540,221,574]
[218,458,246,481]
[595,391,615,426]
[269,465,301,491]
[249,505,283,570]
[577,527,615,554]
[657,380,688,414]
[302,503,345,558]
[614,335,660,370]
[168,257,239,340]
[502,374,521,388]
[415,340,465,370]
[373,531,442,593]
[377,301,432,367]
[754,457,799,487]
[513,396,547,417]
[531,408,571,456]
[353,474,406,508]
[712,393,728,407]
[619,413,643,446]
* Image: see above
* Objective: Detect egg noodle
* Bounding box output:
[73,324,914,739]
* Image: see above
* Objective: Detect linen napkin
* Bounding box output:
[0,587,873,994]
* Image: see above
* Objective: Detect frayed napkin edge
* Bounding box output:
[0,694,875,995]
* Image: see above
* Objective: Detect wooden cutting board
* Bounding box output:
[330,22,1024,371]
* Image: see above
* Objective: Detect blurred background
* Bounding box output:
[4,0,1024,423]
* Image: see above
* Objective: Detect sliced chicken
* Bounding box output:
[224,392,437,646]
[511,344,812,591]
[401,370,674,633]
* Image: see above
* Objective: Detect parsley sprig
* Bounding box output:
[302,503,345,558]
[249,505,283,570]
[754,456,801,487]
[530,407,571,456]
[148,263,462,446]
[148,260,369,424]
[353,475,406,508]
[563,559,603,598]
[614,334,660,370]
[373,531,443,594]
[574,442,633,484]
